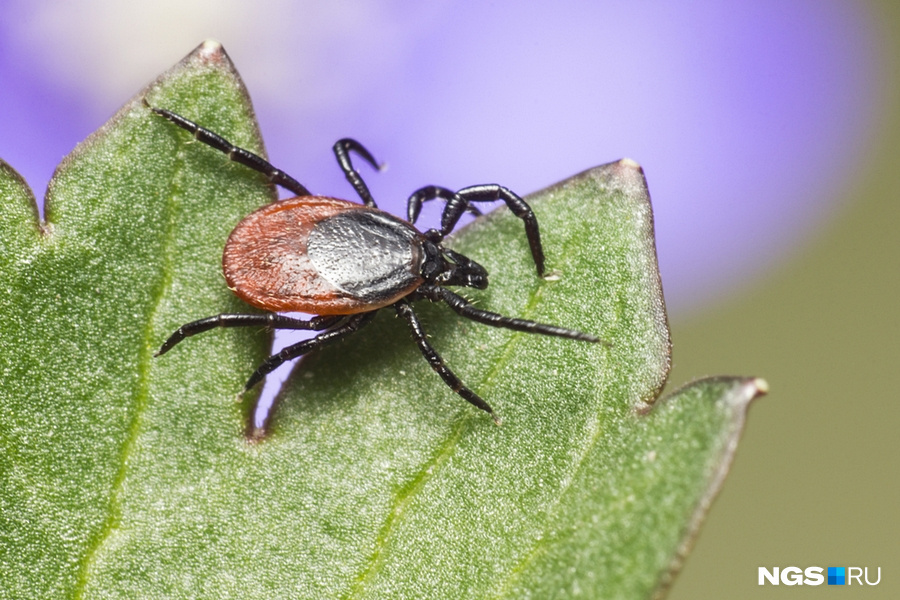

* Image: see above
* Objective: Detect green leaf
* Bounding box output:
[0,41,273,599]
[0,42,765,599]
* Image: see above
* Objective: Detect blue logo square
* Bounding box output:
[828,567,845,585]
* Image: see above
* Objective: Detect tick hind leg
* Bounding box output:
[407,183,545,275]
[146,102,312,197]
[394,301,500,425]
[156,313,344,357]
[241,312,377,392]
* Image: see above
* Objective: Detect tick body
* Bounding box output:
[224,197,426,314]
[150,103,605,423]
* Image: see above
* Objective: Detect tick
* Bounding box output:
[149,104,604,423]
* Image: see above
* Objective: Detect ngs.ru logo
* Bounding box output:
[759,566,881,586]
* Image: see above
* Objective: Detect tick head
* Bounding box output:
[422,246,488,290]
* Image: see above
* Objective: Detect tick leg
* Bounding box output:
[394,301,499,424]
[242,312,376,392]
[419,285,609,345]
[406,186,481,226]
[333,138,382,208]
[146,103,312,197]
[459,185,544,276]
[408,183,544,275]
[155,313,343,357]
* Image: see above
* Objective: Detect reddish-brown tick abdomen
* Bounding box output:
[223,197,425,315]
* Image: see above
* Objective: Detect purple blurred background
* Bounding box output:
[2,0,883,429]
[0,1,882,312]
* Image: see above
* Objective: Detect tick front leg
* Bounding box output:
[406,186,482,227]
[455,184,545,276]
[394,301,500,425]
[407,183,544,275]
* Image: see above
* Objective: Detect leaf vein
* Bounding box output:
[71,142,184,598]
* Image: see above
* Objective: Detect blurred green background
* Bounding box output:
[669,2,899,596]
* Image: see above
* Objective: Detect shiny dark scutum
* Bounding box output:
[307,210,424,304]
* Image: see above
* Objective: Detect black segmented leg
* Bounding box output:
[333,138,382,207]
[242,312,377,392]
[406,185,482,225]
[417,285,607,344]
[394,301,500,424]
[155,313,344,357]
[457,184,544,276]
[146,103,312,197]
[408,183,545,275]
